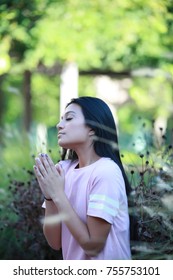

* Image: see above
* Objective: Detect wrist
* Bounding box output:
[44,196,52,201]
[53,192,70,213]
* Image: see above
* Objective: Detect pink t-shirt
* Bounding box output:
[60,157,131,260]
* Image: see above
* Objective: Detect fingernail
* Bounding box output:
[41,153,45,157]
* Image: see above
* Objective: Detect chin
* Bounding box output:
[58,141,71,149]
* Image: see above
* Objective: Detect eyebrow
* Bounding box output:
[61,111,76,119]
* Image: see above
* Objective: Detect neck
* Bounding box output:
[75,145,100,168]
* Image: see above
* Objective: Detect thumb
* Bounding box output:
[55,163,64,176]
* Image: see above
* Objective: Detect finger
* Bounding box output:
[39,153,51,172]
[35,157,47,177]
[38,153,45,164]
[33,165,47,195]
[55,163,64,176]
[45,154,56,172]
[33,165,43,181]
[55,163,60,171]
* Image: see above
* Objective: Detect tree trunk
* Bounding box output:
[23,70,32,131]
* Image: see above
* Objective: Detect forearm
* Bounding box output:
[43,201,62,250]
[54,193,106,256]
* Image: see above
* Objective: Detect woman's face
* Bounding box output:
[57,103,93,149]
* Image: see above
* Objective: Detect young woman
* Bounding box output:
[34,96,131,260]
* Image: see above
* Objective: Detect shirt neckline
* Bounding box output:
[73,157,110,171]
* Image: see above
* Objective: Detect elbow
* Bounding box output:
[46,236,61,251]
[82,240,105,258]
[47,241,61,251]
[84,247,103,257]
[43,226,61,251]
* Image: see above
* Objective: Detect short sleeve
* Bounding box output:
[87,160,126,224]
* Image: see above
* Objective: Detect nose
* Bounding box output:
[56,119,64,130]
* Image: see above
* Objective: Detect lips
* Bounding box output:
[58,132,65,138]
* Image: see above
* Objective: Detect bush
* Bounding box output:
[0,167,62,260]
[128,120,173,259]
[0,120,173,260]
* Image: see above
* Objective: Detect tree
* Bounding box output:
[0,0,51,130]
[0,0,173,130]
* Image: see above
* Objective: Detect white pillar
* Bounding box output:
[60,62,78,117]
[36,124,47,153]
[94,76,131,126]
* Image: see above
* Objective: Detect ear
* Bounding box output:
[88,129,95,136]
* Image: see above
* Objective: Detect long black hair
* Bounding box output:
[61,96,132,197]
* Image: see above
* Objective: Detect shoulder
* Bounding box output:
[94,157,122,178]
[89,158,127,206]
[91,158,125,193]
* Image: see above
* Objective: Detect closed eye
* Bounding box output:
[66,118,73,121]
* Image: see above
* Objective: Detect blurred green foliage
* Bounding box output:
[1,0,173,130]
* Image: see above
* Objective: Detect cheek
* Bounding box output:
[70,122,86,132]
[70,125,89,139]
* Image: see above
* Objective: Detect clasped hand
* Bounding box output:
[33,153,65,200]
